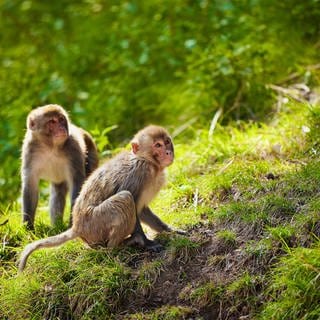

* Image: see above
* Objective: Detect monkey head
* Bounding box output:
[27,104,69,143]
[131,125,174,169]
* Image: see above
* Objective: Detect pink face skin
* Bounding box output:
[47,115,68,139]
[152,138,174,168]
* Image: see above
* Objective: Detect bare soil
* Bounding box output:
[119,221,280,320]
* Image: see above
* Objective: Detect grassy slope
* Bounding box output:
[1,96,320,319]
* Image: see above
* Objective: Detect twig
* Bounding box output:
[0,219,8,226]
[172,117,198,138]
[277,64,320,84]
[193,188,199,212]
[232,82,244,120]
[2,234,8,252]
[223,82,253,119]
[208,108,223,138]
[217,158,234,175]
[266,84,304,102]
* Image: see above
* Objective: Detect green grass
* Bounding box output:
[185,282,224,308]
[2,1,318,205]
[1,101,320,318]
[216,230,237,246]
[1,2,320,317]
[123,305,194,320]
[259,244,320,320]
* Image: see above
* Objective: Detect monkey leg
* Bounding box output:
[69,174,86,226]
[123,216,164,252]
[77,191,136,247]
[50,182,68,226]
[22,175,39,230]
[140,207,186,235]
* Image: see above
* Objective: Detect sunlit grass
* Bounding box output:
[182,282,224,308]
[1,102,320,318]
[216,229,237,245]
[123,305,194,320]
[259,243,320,320]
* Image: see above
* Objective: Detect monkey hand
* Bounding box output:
[167,226,187,235]
[124,234,164,252]
[145,239,164,253]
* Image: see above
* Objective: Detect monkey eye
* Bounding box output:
[48,119,56,124]
[154,142,162,148]
[58,116,65,123]
[165,139,171,145]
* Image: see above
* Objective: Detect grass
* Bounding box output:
[185,282,224,308]
[1,100,320,319]
[216,230,237,246]
[123,305,194,320]
[259,244,320,320]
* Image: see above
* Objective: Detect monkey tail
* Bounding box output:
[18,228,77,273]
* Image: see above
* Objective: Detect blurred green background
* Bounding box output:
[0,0,319,204]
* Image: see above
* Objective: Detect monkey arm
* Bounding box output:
[70,175,84,207]
[69,173,86,226]
[140,207,187,235]
[82,131,99,176]
[68,148,86,207]
[140,207,171,232]
[124,215,163,252]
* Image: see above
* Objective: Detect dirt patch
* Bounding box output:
[120,222,276,319]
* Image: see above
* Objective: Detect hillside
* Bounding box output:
[1,88,320,319]
[1,0,320,203]
[1,1,320,319]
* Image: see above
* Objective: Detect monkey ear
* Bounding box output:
[131,142,139,154]
[28,119,36,130]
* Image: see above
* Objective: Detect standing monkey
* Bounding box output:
[19,125,182,272]
[21,104,99,230]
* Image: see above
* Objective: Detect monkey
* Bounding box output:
[19,125,182,272]
[21,104,99,230]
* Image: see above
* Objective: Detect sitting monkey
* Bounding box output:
[19,125,183,272]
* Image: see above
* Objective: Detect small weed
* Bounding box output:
[187,282,224,308]
[123,305,194,320]
[166,236,200,263]
[267,225,295,244]
[216,229,237,246]
[227,272,259,296]
[245,239,273,258]
[135,259,164,295]
[259,243,320,320]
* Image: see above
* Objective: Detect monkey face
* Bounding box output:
[27,105,70,143]
[46,114,69,139]
[131,125,174,169]
[152,138,174,168]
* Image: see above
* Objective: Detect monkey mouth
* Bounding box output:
[166,159,174,166]
[162,157,174,166]
[53,133,68,139]
[53,130,68,137]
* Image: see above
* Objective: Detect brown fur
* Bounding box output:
[19,125,176,272]
[21,104,98,229]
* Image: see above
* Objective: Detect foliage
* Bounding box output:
[259,244,320,320]
[0,0,320,202]
[0,100,319,318]
[1,1,320,319]
[216,229,237,245]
